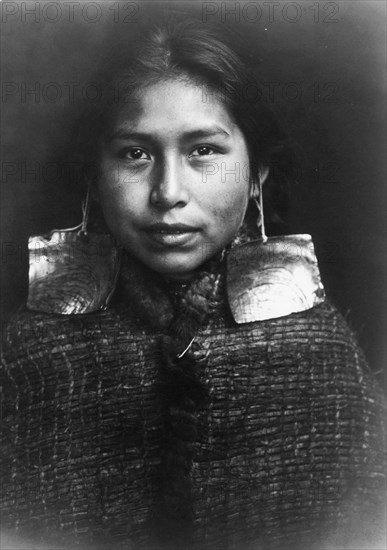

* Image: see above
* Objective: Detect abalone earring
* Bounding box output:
[27,186,120,315]
[227,171,326,323]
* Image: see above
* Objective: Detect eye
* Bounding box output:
[189,145,217,157]
[120,147,151,161]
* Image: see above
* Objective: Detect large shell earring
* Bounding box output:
[227,170,326,323]
[27,185,120,315]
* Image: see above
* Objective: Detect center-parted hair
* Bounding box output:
[75,18,298,228]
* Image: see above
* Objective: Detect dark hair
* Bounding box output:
[76,17,298,229]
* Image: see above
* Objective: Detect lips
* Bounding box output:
[144,223,200,233]
[143,223,201,247]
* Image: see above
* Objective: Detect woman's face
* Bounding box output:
[98,77,251,277]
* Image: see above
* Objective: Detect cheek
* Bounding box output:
[223,199,248,232]
[98,184,125,220]
[98,169,144,221]
[210,183,250,226]
[201,152,251,227]
[199,191,248,246]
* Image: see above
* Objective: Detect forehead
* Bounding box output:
[109,77,237,136]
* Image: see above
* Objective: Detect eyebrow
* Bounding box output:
[108,126,231,143]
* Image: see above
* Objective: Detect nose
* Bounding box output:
[150,157,189,209]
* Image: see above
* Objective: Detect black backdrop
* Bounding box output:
[1,0,386,375]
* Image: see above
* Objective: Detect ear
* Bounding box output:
[250,166,270,198]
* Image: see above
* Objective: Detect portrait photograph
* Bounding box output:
[1,1,386,549]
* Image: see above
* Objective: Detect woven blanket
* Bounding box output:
[1,292,385,549]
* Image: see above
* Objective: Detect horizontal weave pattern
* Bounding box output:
[1,301,385,549]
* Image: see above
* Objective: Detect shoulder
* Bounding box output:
[225,235,357,352]
[3,307,94,349]
[1,304,133,364]
[223,299,385,404]
[225,236,374,375]
[225,299,363,358]
[0,304,147,419]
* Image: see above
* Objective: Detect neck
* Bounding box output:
[163,272,195,282]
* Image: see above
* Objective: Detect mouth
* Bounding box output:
[142,223,201,247]
[145,223,200,233]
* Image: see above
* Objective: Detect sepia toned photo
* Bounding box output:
[1,1,386,549]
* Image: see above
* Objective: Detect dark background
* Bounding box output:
[1,0,386,376]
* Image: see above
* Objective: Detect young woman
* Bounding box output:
[1,19,385,550]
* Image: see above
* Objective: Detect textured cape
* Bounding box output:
[1,265,386,550]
